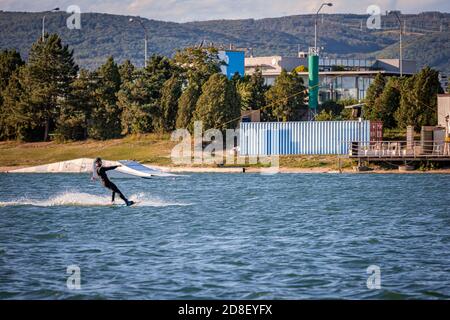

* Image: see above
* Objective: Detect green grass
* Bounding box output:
[383,128,421,141]
[0,134,177,167]
[0,136,355,170]
[279,155,354,170]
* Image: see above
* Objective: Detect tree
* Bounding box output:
[0,50,25,140]
[377,77,401,129]
[0,68,27,140]
[0,49,24,93]
[317,98,359,121]
[319,100,345,116]
[315,109,334,121]
[363,73,386,122]
[118,69,157,135]
[172,47,223,130]
[118,55,176,135]
[339,98,359,120]
[236,69,267,111]
[89,56,122,140]
[193,73,241,131]
[19,34,78,141]
[155,75,182,132]
[176,82,201,130]
[295,65,308,73]
[174,47,222,84]
[395,67,442,131]
[265,70,307,121]
[119,60,135,84]
[144,55,177,97]
[56,69,97,141]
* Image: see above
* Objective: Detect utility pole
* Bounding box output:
[310,3,333,118]
[129,17,149,68]
[42,8,59,42]
[390,11,403,77]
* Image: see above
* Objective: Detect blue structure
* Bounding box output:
[239,121,371,156]
[219,50,245,79]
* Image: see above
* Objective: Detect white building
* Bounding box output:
[245,55,417,102]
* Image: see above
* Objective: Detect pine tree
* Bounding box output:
[193,73,241,131]
[89,56,122,140]
[0,68,27,140]
[144,55,177,99]
[363,73,386,121]
[174,47,221,84]
[119,60,135,84]
[118,56,176,135]
[155,75,182,132]
[0,50,25,140]
[176,82,201,130]
[248,69,268,111]
[236,69,268,111]
[377,77,401,129]
[395,67,442,131]
[0,49,24,93]
[56,69,97,141]
[19,34,78,141]
[265,70,307,121]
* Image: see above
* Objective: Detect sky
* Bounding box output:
[0,0,448,22]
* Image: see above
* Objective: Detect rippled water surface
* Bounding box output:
[0,173,449,299]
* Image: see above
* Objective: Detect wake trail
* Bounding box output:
[0,192,192,208]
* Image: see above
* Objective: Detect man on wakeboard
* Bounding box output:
[93,158,134,206]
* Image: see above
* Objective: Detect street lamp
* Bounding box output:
[129,17,149,68]
[309,2,332,119]
[389,11,403,77]
[315,3,333,53]
[42,8,60,42]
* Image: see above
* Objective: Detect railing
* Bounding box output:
[347,141,450,158]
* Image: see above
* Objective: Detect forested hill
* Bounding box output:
[0,11,449,72]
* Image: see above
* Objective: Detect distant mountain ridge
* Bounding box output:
[0,11,449,73]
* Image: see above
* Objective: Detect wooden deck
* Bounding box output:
[347,141,450,162]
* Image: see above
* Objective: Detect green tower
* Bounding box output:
[308,54,319,116]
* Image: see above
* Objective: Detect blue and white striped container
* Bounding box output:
[239,121,371,155]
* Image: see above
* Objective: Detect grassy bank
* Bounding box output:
[0,135,353,170]
[0,134,176,167]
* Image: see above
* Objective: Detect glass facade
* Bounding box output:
[319,58,376,71]
[247,56,383,102]
[308,75,375,102]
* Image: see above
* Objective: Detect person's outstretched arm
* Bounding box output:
[103,165,120,171]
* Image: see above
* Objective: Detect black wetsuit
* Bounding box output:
[96,166,128,204]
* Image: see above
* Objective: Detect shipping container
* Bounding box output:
[239,121,372,155]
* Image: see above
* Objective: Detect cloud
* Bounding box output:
[0,0,449,22]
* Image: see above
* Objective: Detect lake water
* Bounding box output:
[0,173,449,300]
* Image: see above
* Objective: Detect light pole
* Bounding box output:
[315,3,333,52]
[42,8,60,42]
[129,17,149,68]
[309,2,332,118]
[390,11,403,77]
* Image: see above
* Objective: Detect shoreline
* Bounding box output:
[1,165,450,174]
[2,137,450,175]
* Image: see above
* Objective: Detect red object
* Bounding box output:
[370,121,383,142]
